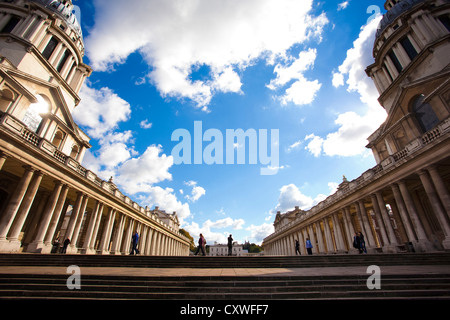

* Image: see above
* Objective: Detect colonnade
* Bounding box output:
[264,163,450,255]
[0,152,190,255]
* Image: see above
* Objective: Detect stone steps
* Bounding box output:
[1,273,450,300]
[0,253,450,300]
[1,252,450,268]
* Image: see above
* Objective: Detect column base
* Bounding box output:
[412,239,436,252]
[441,237,450,250]
[381,244,399,253]
[0,239,22,253]
[26,241,52,253]
[66,245,79,254]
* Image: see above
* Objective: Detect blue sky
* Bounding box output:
[72,0,387,245]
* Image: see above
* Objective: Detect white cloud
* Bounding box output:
[183,217,246,244]
[184,181,206,202]
[270,182,338,218]
[85,0,328,110]
[138,186,191,223]
[267,48,322,106]
[115,145,174,194]
[305,15,387,157]
[338,1,350,11]
[273,184,315,212]
[246,223,274,244]
[74,83,131,139]
[140,119,153,129]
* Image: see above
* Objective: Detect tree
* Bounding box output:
[179,228,196,252]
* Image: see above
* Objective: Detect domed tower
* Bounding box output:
[0,0,92,161]
[365,0,450,164]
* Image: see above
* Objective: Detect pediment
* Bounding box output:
[1,65,90,145]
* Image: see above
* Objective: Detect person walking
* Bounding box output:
[295,239,301,255]
[195,233,206,256]
[60,238,70,254]
[358,232,367,254]
[305,237,313,255]
[130,231,140,255]
[227,234,233,256]
[353,232,362,253]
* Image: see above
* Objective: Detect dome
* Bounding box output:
[30,0,82,37]
[376,0,427,38]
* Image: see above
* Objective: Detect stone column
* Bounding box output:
[427,165,450,220]
[0,166,34,242]
[99,208,116,254]
[357,200,376,249]
[7,171,44,251]
[308,225,318,254]
[68,194,89,253]
[89,203,104,253]
[370,194,391,250]
[375,191,399,247]
[418,170,450,249]
[82,201,101,254]
[27,180,63,252]
[145,227,154,255]
[110,214,125,255]
[397,180,434,251]
[63,192,83,242]
[343,207,356,247]
[43,184,69,249]
[332,213,346,252]
[315,222,325,254]
[391,183,417,244]
[323,217,334,253]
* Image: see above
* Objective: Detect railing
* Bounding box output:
[0,111,190,243]
[265,116,450,243]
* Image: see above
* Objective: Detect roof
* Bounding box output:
[376,0,427,39]
[30,0,82,37]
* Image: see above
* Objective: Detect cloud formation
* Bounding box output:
[304,15,387,157]
[85,0,328,110]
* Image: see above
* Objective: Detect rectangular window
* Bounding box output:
[388,49,403,74]
[56,49,70,72]
[1,15,20,34]
[400,36,418,60]
[42,36,58,60]
[438,15,450,32]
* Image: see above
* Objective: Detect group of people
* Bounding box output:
[52,231,141,255]
[294,238,313,255]
[194,234,234,256]
[293,232,368,255]
[353,232,367,254]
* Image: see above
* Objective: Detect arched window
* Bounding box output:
[0,88,15,112]
[52,129,65,148]
[70,145,80,160]
[412,94,439,133]
[22,95,50,132]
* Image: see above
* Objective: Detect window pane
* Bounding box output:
[1,16,20,34]
[388,50,403,73]
[413,95,439,133]
[400,36,418,60]
[42,37,58,60]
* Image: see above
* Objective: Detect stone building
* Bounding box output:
[209,242,245,256]
[263,0,450,255]
[0,0,190,255]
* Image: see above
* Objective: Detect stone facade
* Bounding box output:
[0,0,190,255]
[209,243,245,256]
[263,0,450,255]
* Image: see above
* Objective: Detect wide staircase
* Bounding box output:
[0,252,449,300]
